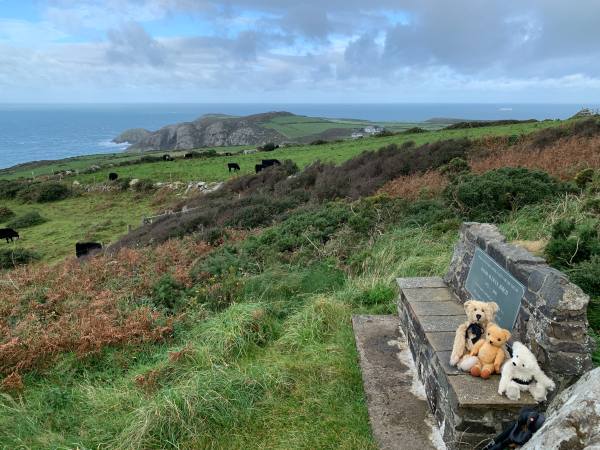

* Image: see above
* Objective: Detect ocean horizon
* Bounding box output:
[0,102,597,170]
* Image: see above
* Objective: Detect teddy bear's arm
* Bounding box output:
[493,350,505,373]
[470,339,484,356]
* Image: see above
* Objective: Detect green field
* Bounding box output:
[0,191,164,262]
[259,114,441,139]
[0,120,558,183]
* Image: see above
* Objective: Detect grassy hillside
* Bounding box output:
[1,117,599,449]
[0,120,560,264]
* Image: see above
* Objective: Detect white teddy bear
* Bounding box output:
[498,341,556,402]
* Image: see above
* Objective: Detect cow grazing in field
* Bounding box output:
[163,154,173,161]
[255,164,264,173]
[0,228,19,243]
[228,163,241,172]
[184,152,194,159]
[108,172,119,181]
[261,159,281,168]
[76,242,102,258]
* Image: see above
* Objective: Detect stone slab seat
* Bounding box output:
[397,276,536,450]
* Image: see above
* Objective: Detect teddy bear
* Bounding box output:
[498,341,555,402]
[449,300,499,371]
[469,323,511,379]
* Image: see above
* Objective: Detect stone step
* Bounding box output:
[397,277,536,450]
[352,315,445,450]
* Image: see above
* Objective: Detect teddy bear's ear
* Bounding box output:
[486,302,499,316]
[503,330,511,341]
[464,300,473,309]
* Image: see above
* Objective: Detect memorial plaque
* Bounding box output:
[465,248,525,330]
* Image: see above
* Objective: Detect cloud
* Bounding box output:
[1,0,600,102]
[106,22,168,66]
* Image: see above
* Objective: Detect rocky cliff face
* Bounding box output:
[118,112,291,151]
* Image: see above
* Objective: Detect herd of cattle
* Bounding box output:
[1,227,103,258]
[1,156,283,261]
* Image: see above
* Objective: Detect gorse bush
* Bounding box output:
[531,117,600,148]
[6,211,47,228]
[16,182,71,203]
[445,167,564,221]
[151,274,188,313]
[0,247,40,270]
[545,219,600,269]
[0,206,15,222]
[0,180,25,199]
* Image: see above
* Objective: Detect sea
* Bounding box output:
[0,103,598,169]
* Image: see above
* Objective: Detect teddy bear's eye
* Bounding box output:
[497,338,501,341]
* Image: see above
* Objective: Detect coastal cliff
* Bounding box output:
[115,112,291,151]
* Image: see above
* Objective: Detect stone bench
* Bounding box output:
[396,223,594,449]
[397,277,535,449]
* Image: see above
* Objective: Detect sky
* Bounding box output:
[0,0,600,103]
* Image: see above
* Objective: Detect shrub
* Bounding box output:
[545,219,600,269]
[139,155,163,164]
[258,142,279,151]
[0,206,15,222]
[439,157,470,179]
[310,139,328,146]
[575,168,595,188]
[375,129,396,137]
[16,182,70,203]
[132,179,155,192]
[0,180,25,199]
[401,141,415,149]
[567,256,600,298]
[150,274,187,313]
[115,177,133,191]
[6,211,47,228]
[445,168,563,221]
[0,248,40,269]
[404,127,426,134]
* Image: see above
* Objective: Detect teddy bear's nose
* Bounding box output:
[513,362,517,366]
[476,314,482,320]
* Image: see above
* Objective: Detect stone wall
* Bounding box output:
[444,222,593,388]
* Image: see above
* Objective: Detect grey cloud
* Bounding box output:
[106,22,168,66]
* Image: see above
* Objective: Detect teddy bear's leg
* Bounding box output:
[458,355,478,372]
[529,383,548,402]
[481,363,495,379]
[505,382,521,401]
[470,361,482,377]
[450,324,468,366]
[498,368,510,395]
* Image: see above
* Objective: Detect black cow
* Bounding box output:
[0,228,19,243]
[261,159,281,168]
[163,154,173,161]
[228,162,241,172]
[76,242,102,258]
[184,152,194,159]
[108,172,119,181]
[255,164,264,173]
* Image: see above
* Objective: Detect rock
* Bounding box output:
[72,180,80,186]
[522,367,600,450]
[129,179,140,187]
[119,112,292,152]
[113,128,151,145]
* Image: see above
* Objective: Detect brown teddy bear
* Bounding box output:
[469,323,511,379]
[450,300,499,371]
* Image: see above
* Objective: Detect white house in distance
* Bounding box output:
[351,132,364,139]
[363,125,384,134]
